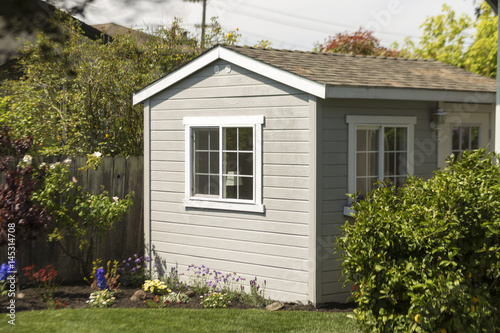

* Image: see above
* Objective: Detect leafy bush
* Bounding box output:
[201,292,231,309]
[22,264,60,302]
[143,279,170,296]
[337,149,500,332]
[87,290,116,308]
[118,254,150,287]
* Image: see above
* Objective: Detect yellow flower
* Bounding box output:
[414,314,422,324]
[377,254,381,258]
[105,134,109,138]
[440,329,447,333]
[471,304,475,312]
[472,296,479,303]
[227,33,232,38]
[468,272,472,279]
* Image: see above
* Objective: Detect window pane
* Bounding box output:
[395,152,407,175]
[239,153,253,176]
[384,127,395,151]
[463,127,470,150]
[209,152,219,173]
[239,127,253,151]
[223,128,238,150]
[357,130,367,151]
[368,152,378,176]
[195,152,208,173]
[195,175,209,195]
[396,128,407,151]
[223,176,237,199]
[384,152,395,176]
[195,129,209,150]
[367,130,378,151]
[356,153,366,177]
[209,129,219,150]
[471,127,479,149]
[452,126,460,151]
[223,152,237,173]
[209,175,219,195]
[239,177,253,200]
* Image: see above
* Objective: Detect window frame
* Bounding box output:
[346,115,416,202]
[450,124,481,156]
[183,115,265,213]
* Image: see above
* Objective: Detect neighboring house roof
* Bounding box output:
[486,0,498,14]
[91,22,150,43]
[134,45,496,105]
[0,2,111,69]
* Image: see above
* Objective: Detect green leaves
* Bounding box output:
[395,2,497,78]
[337,148,500,332]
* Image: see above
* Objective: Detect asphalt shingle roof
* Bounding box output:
[224,45,496,93]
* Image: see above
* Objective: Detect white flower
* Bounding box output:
[72,177,78,183]
[113,196,119,203]
[64,158,72,164]
[23,155,32,164]
[93,152,102,158]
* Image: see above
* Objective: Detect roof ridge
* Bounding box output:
[225,44,435,62]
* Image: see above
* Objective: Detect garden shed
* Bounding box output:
[133,45,496,304]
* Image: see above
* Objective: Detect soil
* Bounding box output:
[0,283,355,313]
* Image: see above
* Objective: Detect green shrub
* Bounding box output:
[337,149,500,332]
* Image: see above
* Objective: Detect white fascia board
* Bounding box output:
[133,46,326,105]
[326,85,496,104]
[218,48,326,99]
[133,47,220,105]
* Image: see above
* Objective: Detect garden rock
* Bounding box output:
[265,301,284,311]
[184,290,195,298]
[130,289,146,302]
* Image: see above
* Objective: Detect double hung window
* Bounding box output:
[451,125,480,158]
[347,115,416,196]
[183,116,264,213]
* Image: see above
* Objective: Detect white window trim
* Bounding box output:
[346,115,416,211]
[183,115,265,213]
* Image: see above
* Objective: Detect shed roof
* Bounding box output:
[133,45,496,105]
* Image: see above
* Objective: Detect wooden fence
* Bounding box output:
[0,156,144,283]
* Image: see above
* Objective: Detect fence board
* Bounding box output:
[0,156,144,283]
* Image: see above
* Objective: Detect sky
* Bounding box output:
[77,0,479,51]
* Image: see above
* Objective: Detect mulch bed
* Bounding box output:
[0,284,355,313]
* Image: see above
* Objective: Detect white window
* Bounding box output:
[347,115,416,196]
[183,116,264,213]
[451,125,480,158]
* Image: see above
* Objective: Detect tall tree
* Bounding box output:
[396,2,497,78]
[1,12,240,156]
[313,28,402,57]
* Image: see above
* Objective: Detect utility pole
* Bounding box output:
[183,0,207,49]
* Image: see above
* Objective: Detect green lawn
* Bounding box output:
[0,308,359,333]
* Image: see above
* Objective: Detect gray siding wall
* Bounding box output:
[318,99,437,303]
[147,60,312,302]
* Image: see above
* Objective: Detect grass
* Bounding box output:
[0,308,360,333]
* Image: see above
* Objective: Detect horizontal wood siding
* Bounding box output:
[319,99,437,303]
[148,60,311,303]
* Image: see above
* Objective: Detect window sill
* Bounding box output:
[183,199,266,213]
[343,206,356,217]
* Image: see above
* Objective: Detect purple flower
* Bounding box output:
[0,263,8,282]
[125,263,130,267]
[133,254,138,258]
[134,258,141,264]
[128,258,132,261]
[130,267,136,273]
[96,268,107,290]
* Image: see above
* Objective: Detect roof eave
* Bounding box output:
[132,45,326,105]
[326,85,496,103]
